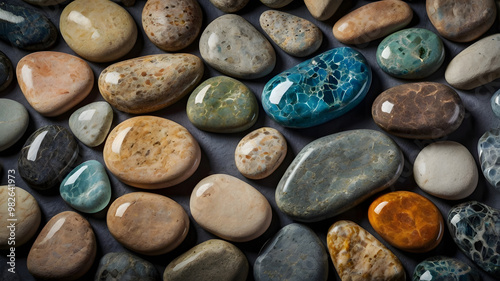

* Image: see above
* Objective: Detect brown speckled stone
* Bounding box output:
[372,82,464,139]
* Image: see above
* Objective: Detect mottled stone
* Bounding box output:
[0,99,29,152]
[445,34,500,90]
[0,186,41,249]
[304,0,343,21]
[478,129,500,191]
[262,47,371,128]
[413,256,480,281]
[491,89,500,118]
[17,51,94,117]
[22,0,66,5]
[186,76,258,133]
[199,14,276,79]
[327,220,406,281]
[60,160,111,213]
[333,0,413,45]
[99,54,203,114]
[260,0,293,8]
[69,101,113,147]
[190,174,272,242]
[372,82,464,139]
[447,201,500,277]
[427,0,496,42]
[414,141,478,200]
[60,0,137,62]
[164,239,249,281]
[276,129,403,222]
[209,0,249,12]
[0,51,13,91]
[235,127,287,179]
[142,0,203,52]
[260,10,323,57]
[0,2,57,50]
[28,211,96,280]
[18,125,79,190]
[95,252,160,281]
[254,223,329,281]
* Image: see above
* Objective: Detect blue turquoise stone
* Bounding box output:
[95,252,160,281]
[60,160,111,213]
[490,89,500,118]
[0,2,57,50]
[254,223,328,281]
[478,129,500,191]
[447,201,500,277]
[413,256,480,281]
[376,28,445,79]
[0,51,13,91]
[261,47,371,128]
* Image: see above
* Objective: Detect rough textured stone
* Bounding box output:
[0,51,13,91]
[413,256,481,281]
[372,82,464,139]
[276,129,403,222]
[478,129,500,191]
[0,99,29,152]
[304,0,343,21]
[260,0,293,8]
[491,89,500,118]
[95,252,160,281]
[209,0,249,12]
[69,101,113,147]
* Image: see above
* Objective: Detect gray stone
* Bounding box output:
[478,129,500,192]
[260,0,293,8]
[69,101,113,147]
[95,252,160,281]
[0,99,29,151]
[209,0,249,12]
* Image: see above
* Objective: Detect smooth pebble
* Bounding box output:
[0,99,29,152]
[95,252,160,281]
[413,256,480,281]
[260,0,293,8]
[69,101,113,147]
[304,0,343,21]
[209,0,249,12]
[0,51,13,91]
[490,89,500,118]
[478,129,500,191]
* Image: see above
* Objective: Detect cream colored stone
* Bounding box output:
[305,0,343,21]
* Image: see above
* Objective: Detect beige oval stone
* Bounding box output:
[107,192,189,255]
[305,0,343,21]
[16,51,94,117]
[0,186,41,249]
[103,116,201,189]
[99,54,203,114]
[190,174,272,242]
[333,0,413,45]
[60,0,137,62]
[27,211,96,280]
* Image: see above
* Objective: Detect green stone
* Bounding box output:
[0,99,29,151]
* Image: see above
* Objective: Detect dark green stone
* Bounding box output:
[95,252,160,281]
[413,256,480,281]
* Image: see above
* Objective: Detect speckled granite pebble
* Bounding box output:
[304,0,343,21]
[95,252,160,281]
[413,256,480,281]
[260,0,293,8]
[491,89,500,118]
[0,51,13,91]
[210,0,249,12]
[478,129,500,192]
[0,99,29,152]
[69,101,113,147]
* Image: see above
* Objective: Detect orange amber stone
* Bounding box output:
[368,191,444,253]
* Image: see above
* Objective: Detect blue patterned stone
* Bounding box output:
[413,256,480,281]
[95,252,160,281]
[478,129,500,191]
[447,201,500,277]
[60,160,111,213]
[261,47,371,128]
[0,51,13,91]
[490,89,500,118]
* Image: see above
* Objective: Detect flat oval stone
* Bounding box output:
[478,129,500,191]
[69,101,113,147]
[190,174,272,242]
[60,0,137,62]
[413,256,481,281]
[254,223,329,281]
[445,34,500,90]
[327,220,406,281]
[260,0,293,8]
[27,211,96,280]
[447,201,500,277]
[372,82,464,139]
[262,47,371,128]
[368,191,444,253]
[186,76,258,133]
[209,0,249,12]
[490,89,500,118]
[60,160,111,213]
[164,239,249,280]
[260,10,322,57]
[0,51,13,91]
[99,54,203,114]
[142,0,203,52]
[276,129,403,222]
[107,192,189,255]
[95,252,160,281]
[235,127,287,179]
[414,141,478,200]
[333,0,413,45]
[103,116,200,189]
[0,186,41,249]
[17,51,94,117]
[427,0,496,42]
[18,125,79,190]
[199,14,276,79]
[304,0,343,21]
[0,99,29,152]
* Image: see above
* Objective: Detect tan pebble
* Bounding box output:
[305,0,343,21]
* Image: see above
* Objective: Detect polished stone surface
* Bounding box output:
[276,129,403,222]
[0,51,13,91]
[210,0,249,12]
[261,47,371,128]
[0,99,29,152]
[69,101,113,147]
[491,89,500,118]
[95,252,160,281]
[479,129,500,191]
[372,82,464,139]
[413,256,480,281]
[304,0,343,21]
[254,223,329,281]
[186,76,258,133]
[260,0,293,8]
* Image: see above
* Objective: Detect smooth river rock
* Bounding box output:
[254,223,329,281]
[69,101,113,147]
[95,252,160,281]
[260,0,293,8]
[276,129,403,222]
[164,239,249,281]
[491,89,500,118]
[413,256,481,281]
[327,220,406,281]
[107,192,189,255]
[186,76,258,133]
[0,99,29,152]
[27,211,96,280]
[478,129,500,191]
[304,0,343,21]
[0,51,13,91]
[99,54,203,114]
[372,82,464,139]
[261,47,371,128]
[17,51,94,117]
[199,14,276,79]
[103,116,200,189]
[210,0,249,12]
[190,174,272,242]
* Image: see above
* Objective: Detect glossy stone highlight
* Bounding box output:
[262,47,371,128]
[0,99,29,152]
[0,51,13,91]
[69,101,113,147]
[95,252,160,281]
[479,129,500,191]
[491,89,500,118]
[413,256,480,281]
